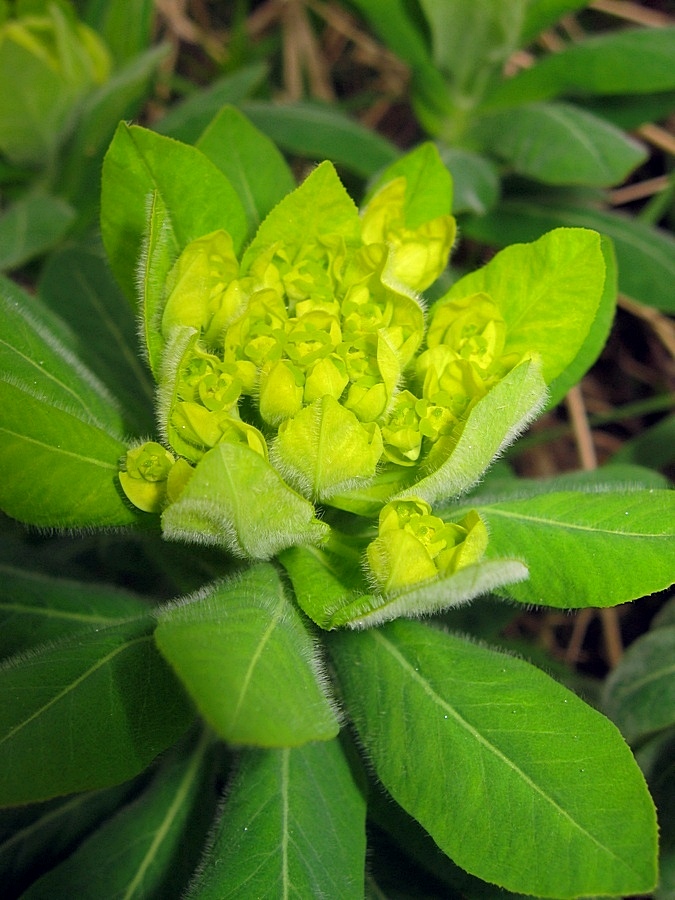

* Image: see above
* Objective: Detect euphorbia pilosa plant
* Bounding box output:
[0,107,673,898]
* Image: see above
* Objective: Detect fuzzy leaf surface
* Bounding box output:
[187,740,366,899]
[155,564,338,746]
[364,141,453,224]
[0,618,195,806]
[100,123,247,302]
[329,620,658,898]
[22,732,212,899]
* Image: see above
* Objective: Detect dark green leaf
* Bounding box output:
[463,197,675,313]
[38,244,155,436]
[0,563,147,658]
[471,102,646,186]
[603,626,675,744]
[330,620,658,898]
[187,740,366,899]
[486,26,675,108]
[240,101,399,178]
[612,413,675,470]
[473,489,675,608]
[0,617,194,806]
[437,145,500,215]
[196,105,295,233]
[0,196,75,272]
[22,731,214,899]
[155,564,339,746]
[155,64,268,144]
[520,1,589,45]
[100,123,247,303]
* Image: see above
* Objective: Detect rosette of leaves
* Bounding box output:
[0,107,673,898]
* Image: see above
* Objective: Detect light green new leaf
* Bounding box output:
[187,740,366,899]
[471,102,646,187]
[240,101,399,178]
[0,618,195,806]
[603,626,675,745]
[463,198,675,313]
[101,123,247,303]
[22,731,213,900]
[38,244,155,436]
[0,277,138,527]
[396,358,548,504]
[473,489,675,608]
[328,558,528,629]
[330,620,658,898]
[197,105,295,234]
[155,564,338,746]
[0,196,75,272]
[442,227,606,383]
[161,443,328,559]
[0,563,147,658]
[364,141,453,225]
[242,160,360,268]
[155,64,268,144]
[486,26,675,108]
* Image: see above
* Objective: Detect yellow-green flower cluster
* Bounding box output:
[366,498,488,594]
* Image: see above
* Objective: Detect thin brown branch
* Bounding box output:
[589,0,673,28]
[609,175,672,205]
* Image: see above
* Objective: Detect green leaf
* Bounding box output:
[38,244,155,436]
[101,123,247,303]
[240,101,400,178]
[0,277,138,527]
[81,0,155,64]
[603,626,675,745]
[187,739,366,899]
[196,105,295,234]
[0,196,75,272]
[443,227,606,383]
[0,617,195,806]
[396,357,548,504]
[471,102,646,187]
[329,620,658,898]
[155,565,338,746]
[161,443,328,559]
[437,145,500,215]
[472,489,675,608]
[155,64,268,144]
[364,141,453,225]
[463,198,675,313]
[520,1,589,45]
[486,26,675,108]
[545,233,616,408]
[612,413,675,471]
[0,563,147,658]
[22,731,213,899]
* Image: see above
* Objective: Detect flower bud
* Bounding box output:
[258,359,305,426]
[426,292,506,372]
[119,442,176,513]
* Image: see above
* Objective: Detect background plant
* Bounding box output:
[1,2,674,898]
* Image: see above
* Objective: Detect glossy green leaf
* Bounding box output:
[329,620,658,898]
[0,782,135,895]
[603,626,675,744]
[545,233,616,408]
[0,196,75,272]
[101,123,247,303]
[155,564,338,746]
[472,489,675,608]
[0,617,195,806]
[187,740,366,899]
[240,101,399,178]
[38,244,155,436]
[471,102,646,187]
[161,443,328,559]
[0,563,147,658]
[396,357,548,504]
[442,227,606,383]
[486,26,675,108]
[0,277,138,527]
[155,64,268,144]
[22,731,213,899]
[196,105,295,233]
[463,198,675,313]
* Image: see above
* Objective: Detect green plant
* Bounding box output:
[1,106,673,898]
